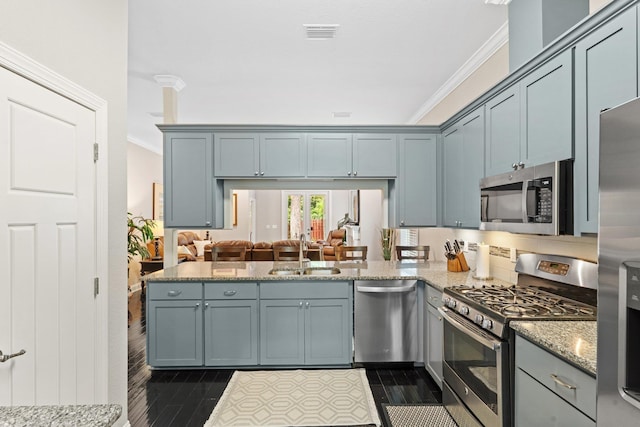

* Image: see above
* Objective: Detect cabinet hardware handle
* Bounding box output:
[354,171,357,176]
[195,303,200,309]
[223,290,237,296]
[0,349,26,363]
[167,290,182,297]
[550,374,577,390]
[254,171,258,175]
[347,171,351,176]
[306,302,310,308]
[205,221,211,226]
[204,303,209,309]
[400,221,405,226]
[260,172,264,176]
[299,301,303,307]
[438,316,442,321]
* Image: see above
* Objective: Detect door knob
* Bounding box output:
[0,349,26,362]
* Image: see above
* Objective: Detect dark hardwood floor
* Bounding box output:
[127,289,442,427]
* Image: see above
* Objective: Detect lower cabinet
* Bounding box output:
[424,285,443,388]
[260,281,352,366]
[515,335,595,427]
[204,282,259,366]
[147,282,204,367]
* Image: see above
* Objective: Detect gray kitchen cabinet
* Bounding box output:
[442,106,485,229]
[485,86,521,176]
[259,281,351,366]
[520,49,573,168]
[395,134,437,227]
[163,132,221,228]
[515,335,595,426]
[307,133,397,178]
[574,6,638,234]
[147,282,203,367]
[204,282,258,366]
[424,285,443,389]
[214,133,306,177]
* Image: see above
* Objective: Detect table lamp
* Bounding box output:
[150,220,164,260]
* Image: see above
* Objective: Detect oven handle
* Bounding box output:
[438,307,502,351]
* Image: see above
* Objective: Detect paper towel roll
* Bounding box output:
[476,243,490,278]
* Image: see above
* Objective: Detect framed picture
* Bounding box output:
[153,183,164,220]
[349,190,360,225]
[232,193,238,226]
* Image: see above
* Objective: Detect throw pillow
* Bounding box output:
[193,240,212,257]
[177,245,193,256]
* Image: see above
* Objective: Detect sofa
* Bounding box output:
[203,239,323,261]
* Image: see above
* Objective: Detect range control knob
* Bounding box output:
[445,298,457,309]
[474,314,484,325]
[482,319,494,330]
[458,306,470,316]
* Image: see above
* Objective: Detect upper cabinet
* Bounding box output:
[163,132,222,228]
[485,50,573,177]
[573,6,638,234]
[443,107,485,229]
[214,133,306,178]
[520,49,573,167]
[485,86,521,176]
[395,134,437,227]
[307,133,397,178]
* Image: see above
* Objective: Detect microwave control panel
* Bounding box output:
[536,178,552,222]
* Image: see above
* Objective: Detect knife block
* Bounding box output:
[447,253,470,272]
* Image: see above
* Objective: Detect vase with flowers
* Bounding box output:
[380,228,396,261]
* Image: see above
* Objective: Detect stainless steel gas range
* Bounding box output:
[439,253,597,427]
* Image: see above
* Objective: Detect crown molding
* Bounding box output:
[407,21,509,124]
[128,135,163,155]
[153,74,186,92]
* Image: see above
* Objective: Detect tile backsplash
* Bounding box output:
[418,228,597,283]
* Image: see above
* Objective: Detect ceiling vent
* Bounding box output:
[484,0,511,4]
[303,24,339,40]
[332,111,351,118]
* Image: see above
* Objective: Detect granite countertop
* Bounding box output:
[510,321,597,375]
[144,260,511,292]
[0,404,121,427]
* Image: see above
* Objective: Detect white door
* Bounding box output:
[282,191,328,242]
[0,66,103,405]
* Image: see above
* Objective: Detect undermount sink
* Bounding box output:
[268,267,341,276]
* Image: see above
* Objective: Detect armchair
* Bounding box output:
[317,229,346,261]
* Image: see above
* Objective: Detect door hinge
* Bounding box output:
[94,277,99,297]
[93,143,99,162]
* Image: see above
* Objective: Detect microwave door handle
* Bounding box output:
[522,180,531,223]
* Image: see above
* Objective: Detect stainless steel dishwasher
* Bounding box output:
[354,280,418,363]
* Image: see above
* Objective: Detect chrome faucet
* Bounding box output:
[299,233,309,269]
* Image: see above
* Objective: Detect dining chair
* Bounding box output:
[211,245,247,261]
[396,245,430,261]
[336,245,368,261]
[273,246,301,261]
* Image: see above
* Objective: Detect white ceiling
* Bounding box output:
[128,0,508,152]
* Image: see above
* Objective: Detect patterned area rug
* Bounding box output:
[205,369,382,427]
[382,404,458,427]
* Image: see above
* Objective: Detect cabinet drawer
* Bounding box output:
[148,281,202,300]
[426,285,443,308]
[516,335,595,419]
[260,281,350,299]
[205,282,258,299]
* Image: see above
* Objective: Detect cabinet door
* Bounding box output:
[147,300,203,367]
[353,134,397,177]
[425,303,443,389]
[259,299,304,365]
[214,133,259,177]
[460,107,485,228]
[396,134,437,227]
[574,7,637,234]
[442,126,463,227]
[515,369,595,427]
[260,133,306,177]
[204,300,258,366]
[306,133,352,177]
[485,87,521,176]
[520,50,573,167]
[164,132,216,227]
[304,299,351,365]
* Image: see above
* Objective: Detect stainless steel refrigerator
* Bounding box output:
[598,96,640,424]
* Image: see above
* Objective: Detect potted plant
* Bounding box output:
[380,228,396,261]
[127,212,155,262]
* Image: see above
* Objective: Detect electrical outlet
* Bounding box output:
[510,248,517,262]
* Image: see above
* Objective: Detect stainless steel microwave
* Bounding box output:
[479,160,573,235]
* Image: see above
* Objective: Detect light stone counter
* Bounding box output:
[0,404,121,426]
[145,260,511,292]
[510,321,597,375]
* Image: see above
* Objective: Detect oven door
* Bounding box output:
[439,307,510,427]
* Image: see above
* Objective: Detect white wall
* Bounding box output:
[0,1,128,425]
[127,142,163,218]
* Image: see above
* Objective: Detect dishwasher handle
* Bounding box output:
[356,281,416,293]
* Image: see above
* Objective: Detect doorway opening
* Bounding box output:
[283,191,329,242]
